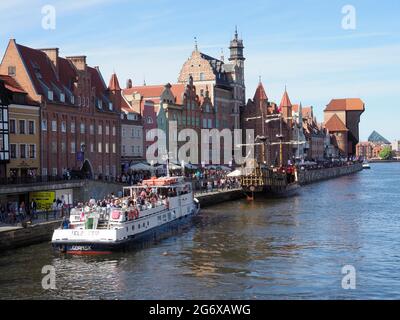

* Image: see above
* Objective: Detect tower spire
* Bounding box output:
[194,36,198,52]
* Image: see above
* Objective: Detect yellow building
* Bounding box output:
[0,75,40,178]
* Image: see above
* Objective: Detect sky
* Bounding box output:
[0,0,399,141]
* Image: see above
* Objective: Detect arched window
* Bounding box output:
[147,116,153,124]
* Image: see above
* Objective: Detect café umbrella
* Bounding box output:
[129,163,154,171]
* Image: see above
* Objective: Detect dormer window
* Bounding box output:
[60,93,65,103]
[48,91,53,101]
[70,95,75,105]
[98,100,103,109]
[8,66,16,77]
[109,102,113,111]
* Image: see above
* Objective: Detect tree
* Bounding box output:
[379,146,392,160]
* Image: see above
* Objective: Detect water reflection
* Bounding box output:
[1,163,400,299]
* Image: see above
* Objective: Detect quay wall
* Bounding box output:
[195,189,244,208]
[298,163,362,185]
[0,165,362,252]
[0,220,61,252]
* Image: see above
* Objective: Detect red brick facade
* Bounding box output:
[0,40,121,179]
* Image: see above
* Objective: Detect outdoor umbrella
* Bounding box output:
[130,163,153,171]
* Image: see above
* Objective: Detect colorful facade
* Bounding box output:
[0,40,121,179]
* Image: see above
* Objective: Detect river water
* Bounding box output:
[1,163,400,300]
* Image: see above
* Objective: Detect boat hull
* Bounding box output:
[243,183,300,199]
[52,209,200,255]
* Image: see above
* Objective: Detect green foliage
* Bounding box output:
[379,146,392,160]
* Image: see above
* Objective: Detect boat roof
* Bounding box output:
[123,176,189,190]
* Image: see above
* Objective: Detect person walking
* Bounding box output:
[52,200,58,219]
[30,199,37,220]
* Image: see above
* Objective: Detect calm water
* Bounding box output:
[1,163,400,300]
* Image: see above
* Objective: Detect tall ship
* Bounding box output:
[52,176,200,254]
[239,112,301,199]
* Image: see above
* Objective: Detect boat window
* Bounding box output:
[168,212,172,220]
[132,225,135,230]
[147,221,149,226]
[138,224,140,229]
[143,223,145,228]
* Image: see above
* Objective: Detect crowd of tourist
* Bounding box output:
[0,198,69,225]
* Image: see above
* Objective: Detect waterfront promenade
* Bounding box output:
[1,162,398,299]
[0,162,362,252]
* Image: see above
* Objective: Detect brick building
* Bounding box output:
[0,39,121,179]
[178,30,245,131]
[324,98,365,157]
[0,79,10,178]
[242,82,293,167]
[123,77,227,164]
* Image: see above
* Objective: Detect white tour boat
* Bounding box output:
[52,176,200,254]
[362,161,371,169]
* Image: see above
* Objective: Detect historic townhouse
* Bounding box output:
[178,29,245,131]
[0,75,40,179]
[242,82,293,166]
[0,78,10,178]
[120,94,144,168]
[292,103,308,160]
[0,39,121,179]
[123,77,217,164]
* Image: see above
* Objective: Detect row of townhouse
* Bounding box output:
[0,29,365,180]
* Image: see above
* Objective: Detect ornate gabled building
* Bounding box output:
[178,28,246,131]
[122,77,224,164]
[242,81,293,166]
[292,103,307,160]
[0,39,122,179]
[324,98,365,157]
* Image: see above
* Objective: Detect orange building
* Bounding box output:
[324,98,365,157]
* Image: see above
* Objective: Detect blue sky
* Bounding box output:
[1,0,399,141]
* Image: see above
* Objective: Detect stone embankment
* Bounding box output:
[298,163,363,185]
[0,164,362,252]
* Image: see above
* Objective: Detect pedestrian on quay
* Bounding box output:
[0,204,5,223]
[30,199,37,220]
[19,201,26,222]
[52,200,58,219]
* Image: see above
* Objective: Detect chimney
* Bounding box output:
[66,55,87,71]
[126,79,132,89]
[40,48,59,75]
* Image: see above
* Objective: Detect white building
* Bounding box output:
[121,105,144,170]
[391,140,400,152]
